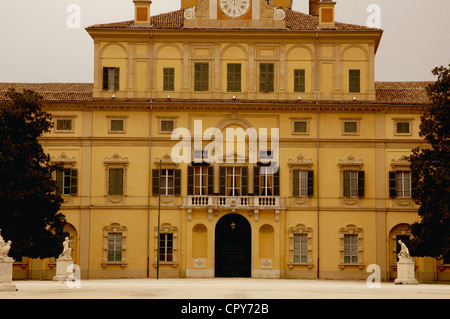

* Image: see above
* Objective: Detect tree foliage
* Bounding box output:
[0,89,66,260]
[409,65,450,259]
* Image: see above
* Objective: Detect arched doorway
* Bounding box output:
[215,214,251,278]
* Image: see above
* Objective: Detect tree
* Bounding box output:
[409,65,450,260]
[0,89,66,260]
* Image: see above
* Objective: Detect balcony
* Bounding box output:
[182,195,286,222]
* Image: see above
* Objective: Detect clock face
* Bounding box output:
[219,0,250,18]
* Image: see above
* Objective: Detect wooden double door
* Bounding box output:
[215,214,252,278]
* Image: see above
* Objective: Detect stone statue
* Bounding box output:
[58,237,73,260]
[0,229,13,261]
[397,240,411,261]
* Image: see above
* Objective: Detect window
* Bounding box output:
[161,169,174,195]
[259,63,274,93]
[288,224,313,268]
[349,69,360,93]
[227,167,242,196]
[394,119,413,135]
[344,121,358,134]
[293,170,314,197]
[219,166,248,196]
[293,234,308,263]
[253,166,280,196]
[102,223,127,266]
[227,63,242,92]
[159,233,173,262]
[193,166,209,196]
[294,121,307,133]
[158,117,177,133]
[344,234,358,264]
[108,116,127,134]
[56,168,78,196]
[390,171,411,198]
[163,68,175,91]
[155,224,178,265]
[108,168,124,195]
[343,170,365,198]
[103,67,120,91]
[294,69,305,93]
[56,119,73,132]
[108,233,123,262]
[152,169,181,196]
[194,62,209,91]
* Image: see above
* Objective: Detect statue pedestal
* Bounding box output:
[394,260,418,285]
[53,258,74,281]
[0,259,17,292]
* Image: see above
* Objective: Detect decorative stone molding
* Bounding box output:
[184,6,196,20]
[155,153,178,168]
[390,155,411,170]
[102,223,127,268]
[104,153,129,166]
[154,223,178,268]
[51,152,77,166]
[287,154,313,169]
[288,224,313,270]
[274,8,286,21]
[338,155,364,170]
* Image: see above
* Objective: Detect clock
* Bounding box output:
[219,0,250,18]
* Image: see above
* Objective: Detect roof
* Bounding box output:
[0,82,431,106]
[87,8,382,32]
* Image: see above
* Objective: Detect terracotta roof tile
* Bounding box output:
[0,82,431,105]
[87,8,381,32]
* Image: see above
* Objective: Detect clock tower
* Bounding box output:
[218,0,252,20]
[183,0,287,28]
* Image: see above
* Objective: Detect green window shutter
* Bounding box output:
[260,63,274,93]
[293,170,300,197]
[253,166,260,195]
[273,168,280,196]
[152,169,160,196]
[174,169,181,196]
[207,166,214,195]
[163,68,175,91]
[358,171,365,198]
[343,170,351,197]
[195,63,209,92]
[103,67,109,90]
[389,171,397,198]
[219,166,226,196]
[70,169,78,196]
[56,170,64,195]
[307,170,314,197]
[187,166,194,196]
[294,69,305,93]
[227,63,242,92]
[241,166,248,196]
[349,69,360,93]
[114,68,120,91]
[109,168,123,195]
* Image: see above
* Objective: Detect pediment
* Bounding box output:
[184,0,286,29]
[222,151,248,164]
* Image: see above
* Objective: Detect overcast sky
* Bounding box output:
[0,0,449,83]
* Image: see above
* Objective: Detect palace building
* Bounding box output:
[2,0,449,281]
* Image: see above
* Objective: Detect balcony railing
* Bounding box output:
[183,195,285,210]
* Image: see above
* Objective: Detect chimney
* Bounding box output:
[309,0,320,16]
[181,0,201,9]
[318,0,336,29]
[273,0,293,8]
[134,0,152,26]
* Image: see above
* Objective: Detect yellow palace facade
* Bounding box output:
[4,0,449,281]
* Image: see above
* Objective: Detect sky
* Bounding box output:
[0,0,449,83]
